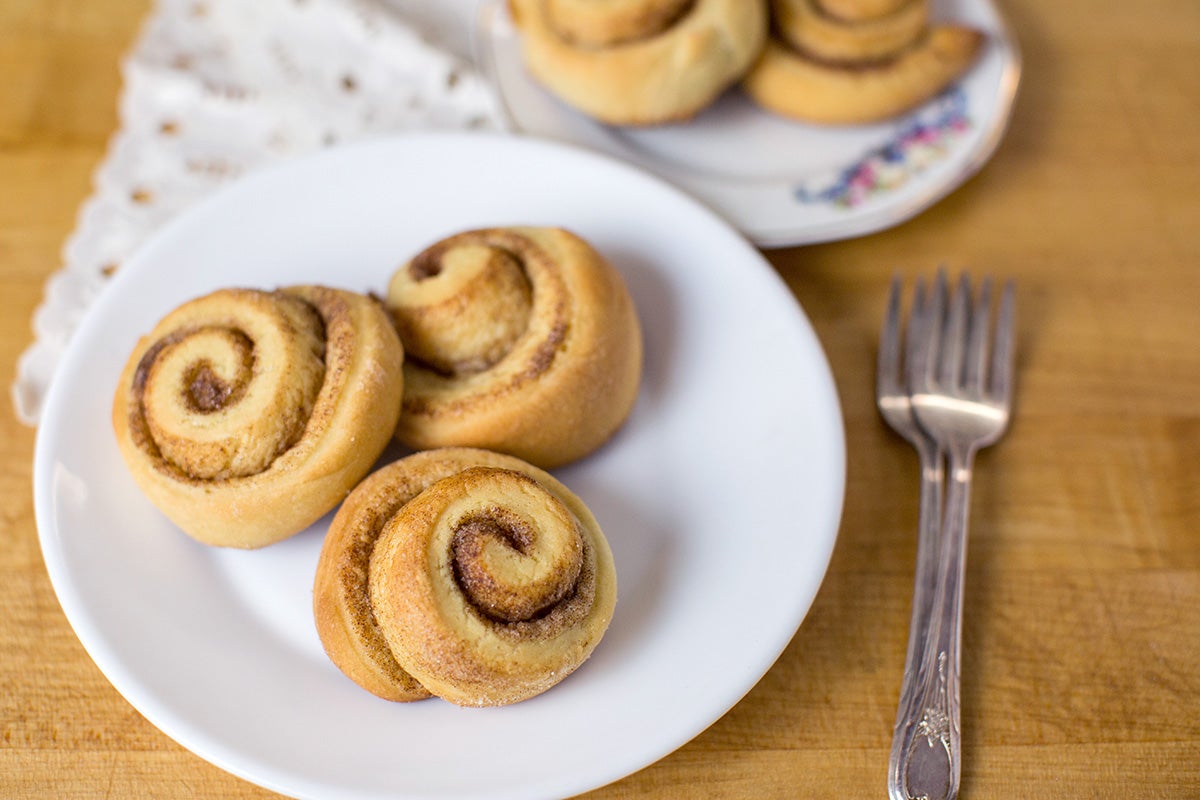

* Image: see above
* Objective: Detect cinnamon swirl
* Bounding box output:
[386,227,642,470]
[508,0,768,125]
[111,286,405,548]
[312,447,617,706]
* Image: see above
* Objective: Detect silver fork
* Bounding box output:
[877,276,946,734]
[887,271,1017,800]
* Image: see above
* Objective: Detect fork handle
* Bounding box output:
[888,450,974,800]
[895,444,944,719]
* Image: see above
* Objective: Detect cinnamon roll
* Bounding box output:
[772,0,928,64]
[743,1,984,125]
[111,286,405,549]
[312,448,617,706]
[508,0,769,125]
[385,227,642,470]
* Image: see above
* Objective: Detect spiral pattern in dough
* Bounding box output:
[112,286,405,548]
[509,0,768,125]
[386,227,642,470]
[312,448,616,706]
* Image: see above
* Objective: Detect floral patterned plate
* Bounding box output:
[474,0,1021,248]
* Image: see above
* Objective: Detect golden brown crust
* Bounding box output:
[111,286,405,548]
[313,448,617,707]
[742,24,985,125]
[509,0,768,125]
[386,227,642,470]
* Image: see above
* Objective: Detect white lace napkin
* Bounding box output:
[12,0,501,425]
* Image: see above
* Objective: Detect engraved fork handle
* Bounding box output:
[888,447,974,800]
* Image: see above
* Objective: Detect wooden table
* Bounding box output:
[3,1,1197,797]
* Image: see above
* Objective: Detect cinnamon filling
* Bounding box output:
[451,508,582,625]
[408,250,443,281]
[183,356,250,412]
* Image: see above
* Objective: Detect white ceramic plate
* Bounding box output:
[34,133,845,800]
[474,0,1021,248]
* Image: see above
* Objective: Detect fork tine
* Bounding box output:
[878,274,903,394]
[989,280,1017,403]
[904,277,928,385]
[912,268,947,394]
[965,276,993,392]
[906,276,933,392]
[938,272,970,389]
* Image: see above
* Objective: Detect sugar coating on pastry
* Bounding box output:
[386,227,642,470]
[312,447,617,707]
[111,286,405,548]
[509,0,768,125]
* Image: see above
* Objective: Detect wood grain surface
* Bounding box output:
[2,1,1198,797]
